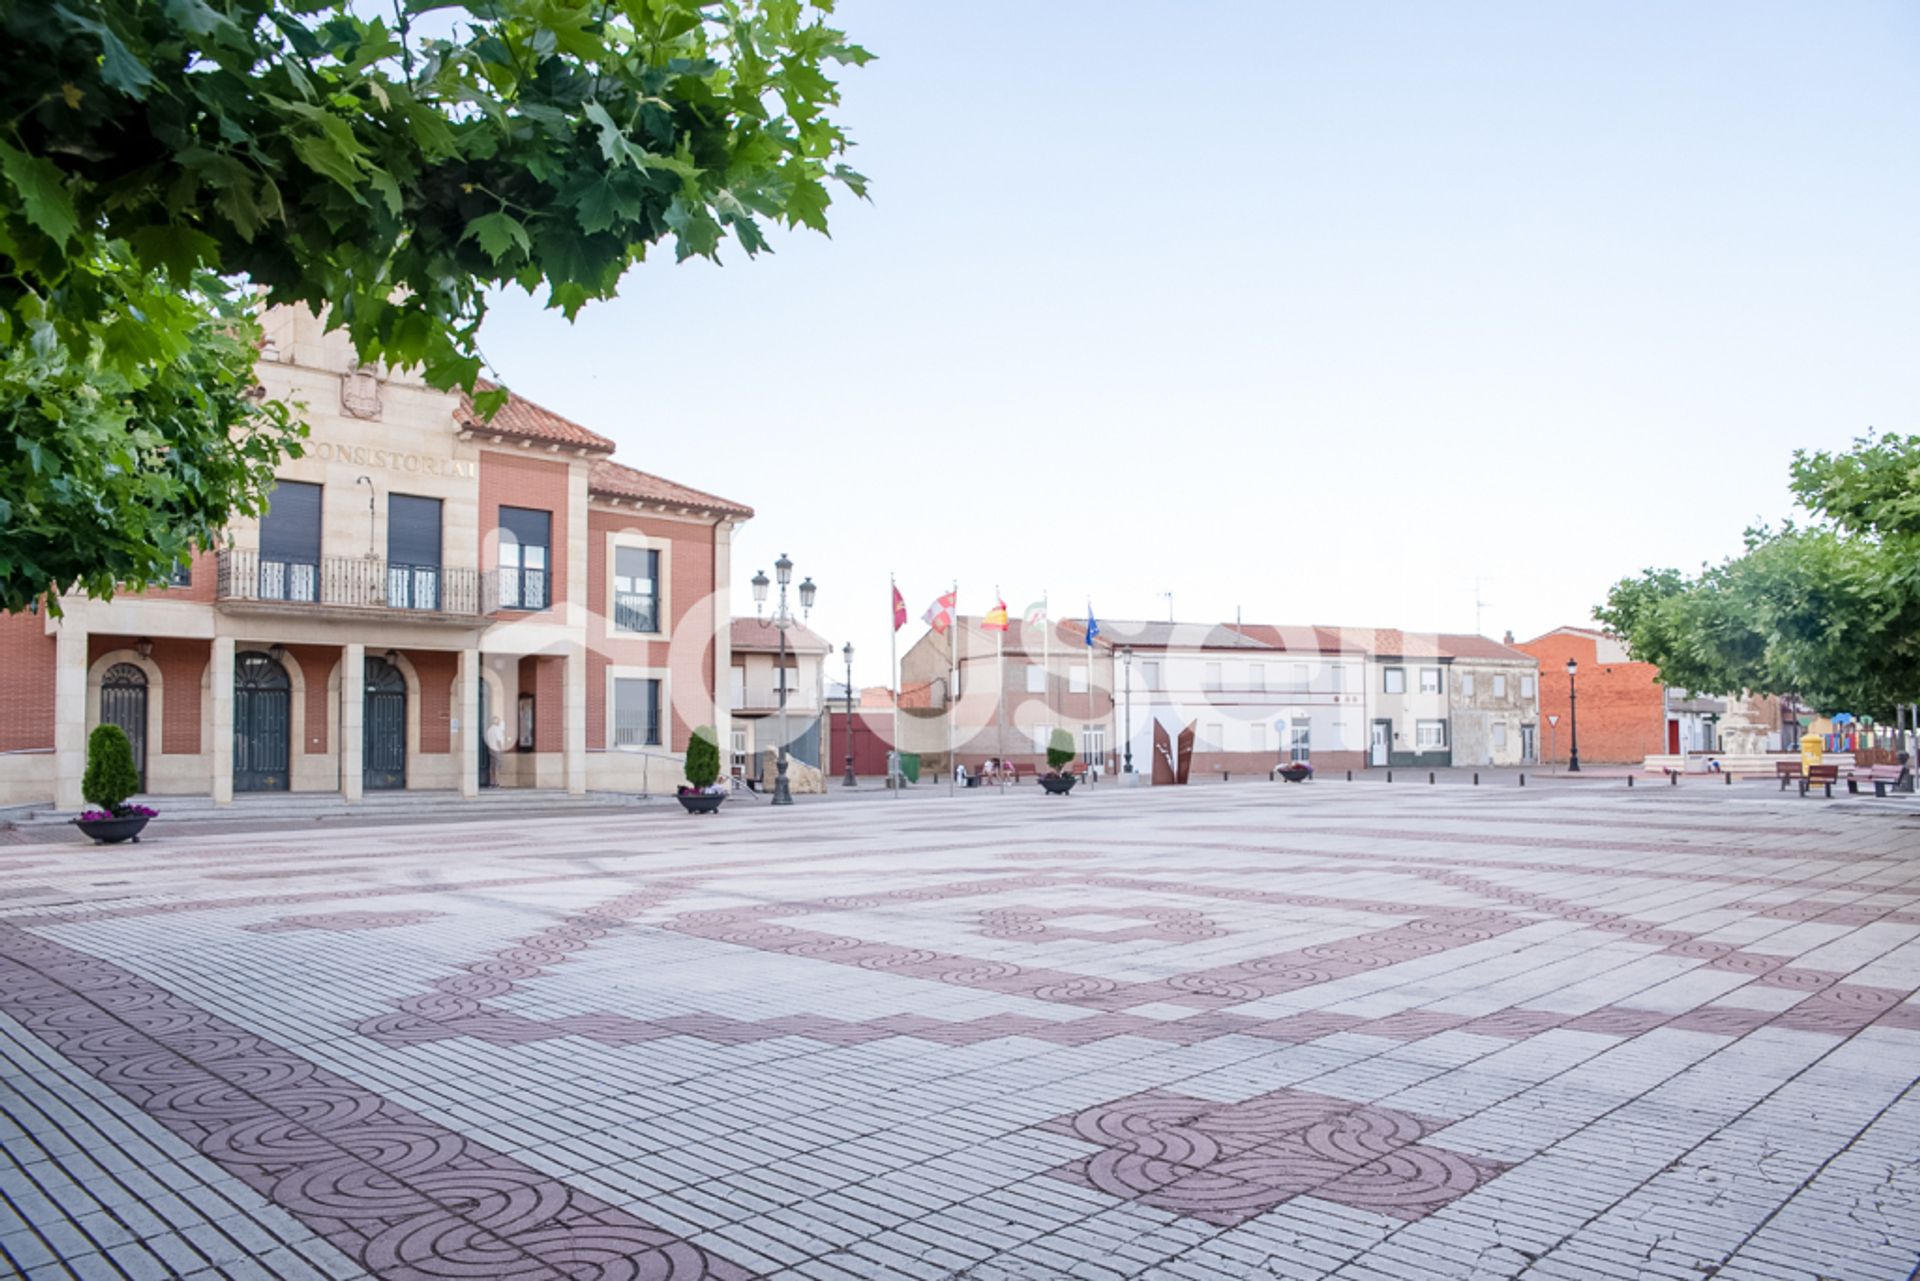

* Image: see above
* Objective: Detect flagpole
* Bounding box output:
[995,585,1006,791]
[1041,588,1051,754]
[947,578,957,796]
[890,573,901,801]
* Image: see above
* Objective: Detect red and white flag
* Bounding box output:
[892,584,908,632]
[923,590,957,633]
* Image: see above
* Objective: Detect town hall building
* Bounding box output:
[0,308,750,810]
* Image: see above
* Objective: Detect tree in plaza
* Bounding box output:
[1597,433,1920,719]
[0,0,870,612]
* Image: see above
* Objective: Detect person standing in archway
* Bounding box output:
[484,715,508,789]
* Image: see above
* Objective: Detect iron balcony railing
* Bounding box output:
[217,550,483,616]
[612,591,658,634]
[493,566,549,612]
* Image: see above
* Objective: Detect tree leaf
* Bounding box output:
[129,224,222,279]
[0,142,79,246]
[464,210,530,262]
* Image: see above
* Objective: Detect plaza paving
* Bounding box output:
[1,782,1917,1281]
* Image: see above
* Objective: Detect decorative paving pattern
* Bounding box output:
[1044,1087,1504,1224]
[1,783,1917,1280]
[245,909,447,933]
[0,920,748,1281]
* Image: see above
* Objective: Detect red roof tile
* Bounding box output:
[730,617,832,654]
[591,460,753,519]
[457,379,616,451]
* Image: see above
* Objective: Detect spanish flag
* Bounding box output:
[984,598,1010,632]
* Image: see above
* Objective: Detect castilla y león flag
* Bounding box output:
[892,584,908,632]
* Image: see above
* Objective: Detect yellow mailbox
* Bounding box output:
[1799,732,1824,770]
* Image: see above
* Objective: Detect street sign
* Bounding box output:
[1547,715,1560,727]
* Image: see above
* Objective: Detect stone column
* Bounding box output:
[458,648,480,799]
[565,642,588,795]
[210,637,235,805]
[53,619,89,811]
[340,642,365,802]
[712,519,732,763]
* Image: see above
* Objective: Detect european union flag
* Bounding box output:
[1085,610,1099,648]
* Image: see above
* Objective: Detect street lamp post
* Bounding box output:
[751,554,816,806]
[841,641,857,787]
[1565,657,1582,773]
[1120,646,1135,774]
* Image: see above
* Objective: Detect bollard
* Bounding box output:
[1628,775,1634,787]
[1473,773,1479,786]
[1346,770,1352,782]
[1429,772,1436,785]
[1519,773,1525,786]
[1670,770,1678,786]
[1387,770,1393,783]
[1724,770,1732,785]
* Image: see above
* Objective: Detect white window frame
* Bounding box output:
[1493,722,1508,750]
[1142,660,1161,691]
[1289,717,1311,762]
[1384,667,1406,694]
[606,665,670,750]
[1203,662,1223,692]
[1026,664,1047,694]
[1493,673,1507,698]
[1032,723,1054,753]
[1082,724,1106,765]
[1459,672,1474,698]
[1415,719,1448,750]
[1250,723,1267,754]
[1069,664,1089,695]
[1521,675,1536,700]
[1204,722,1224,750]
[1248,663,1265,692]
[1420,667,1442,695]
[605,531,671,636]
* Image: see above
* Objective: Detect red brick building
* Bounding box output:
[1515,627,1665,765]
[0,309,750,809]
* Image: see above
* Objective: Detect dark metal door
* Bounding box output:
[363,657,407,790]
[100,663,148,792]
[234,652,291,792]
[478,675,492,789]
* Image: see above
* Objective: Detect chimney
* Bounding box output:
[1502,630,1515,645]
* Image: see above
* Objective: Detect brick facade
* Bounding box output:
[1515,629,1664,765]
[0,611,55,752]
[477,450,570,613]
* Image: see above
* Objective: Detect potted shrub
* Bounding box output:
[677,725,727,814]
[1276,758,1314,783]
[1038,728,1077,795]
[72,724,155,843]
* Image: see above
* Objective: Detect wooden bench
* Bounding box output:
[1848,764,1913,797]
[1776,761,1803,790]
[1800,764,1840,798]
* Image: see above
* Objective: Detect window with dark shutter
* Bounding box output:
[258,479,322,601]
[387,494,443,610]
[498,506,551,610]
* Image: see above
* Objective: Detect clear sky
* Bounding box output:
[477,1,1920,685]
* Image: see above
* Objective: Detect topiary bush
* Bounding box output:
[83,724,140,814]
[1047,728,1075,772]
[685,725,721,790]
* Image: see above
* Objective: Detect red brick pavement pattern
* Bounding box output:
[0,921,749,1281]
[1045,1087,1506,1225]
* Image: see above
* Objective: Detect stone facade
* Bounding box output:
[0,307,751,809]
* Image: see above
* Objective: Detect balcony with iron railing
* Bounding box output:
[217,550,486,618]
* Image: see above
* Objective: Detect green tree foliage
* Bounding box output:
[684,724,720,789]
[82,723,140,813]
[1597,433,1920,717]
[1,0,869,610]
[1046,727,1075,772]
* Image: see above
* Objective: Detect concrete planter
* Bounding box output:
[72,814,150,844]
[677,793,726,814]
